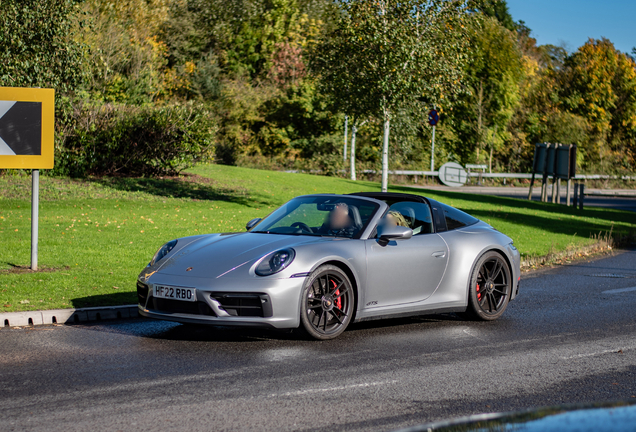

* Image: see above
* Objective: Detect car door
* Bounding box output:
[363,201,449,309]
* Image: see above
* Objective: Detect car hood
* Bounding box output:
[150,232,333,279]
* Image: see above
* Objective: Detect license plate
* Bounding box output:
[153,285,196,302]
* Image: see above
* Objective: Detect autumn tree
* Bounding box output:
[312,0,471,191]
[560,38,636,169]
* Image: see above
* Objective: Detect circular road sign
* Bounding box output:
[428,109,439,126]
[438,162,468,187]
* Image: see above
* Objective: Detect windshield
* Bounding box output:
[251,196,380,239]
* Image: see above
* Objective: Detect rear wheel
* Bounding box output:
[300,265,355,340]
[465,251,512,321]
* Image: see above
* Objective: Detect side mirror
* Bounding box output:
[377,225,413,246]
[246,218,262,231]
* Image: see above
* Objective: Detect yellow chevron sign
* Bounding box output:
[0,87,54,169]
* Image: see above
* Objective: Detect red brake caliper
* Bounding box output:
[332,280,342,310]
[476,283,481,301]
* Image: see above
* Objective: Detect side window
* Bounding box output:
[387,202,434,235]
[442,204,478,231]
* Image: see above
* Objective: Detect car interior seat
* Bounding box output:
[348,205,363,229]
[389,202,433,235]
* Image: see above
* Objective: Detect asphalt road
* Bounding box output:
[1,250,636,432]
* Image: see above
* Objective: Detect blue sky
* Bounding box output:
[506,0,635,54]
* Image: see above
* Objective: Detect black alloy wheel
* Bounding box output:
[465,251,512,320]
[300,265,355,340]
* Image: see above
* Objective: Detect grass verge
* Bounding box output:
[1,164,634,312]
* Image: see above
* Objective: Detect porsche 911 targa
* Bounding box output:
[137,192,520,339]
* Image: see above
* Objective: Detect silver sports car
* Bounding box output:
[137,192,521,340]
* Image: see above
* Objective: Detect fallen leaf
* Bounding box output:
[113,286,120,290]
[3,304,11,307]
[19,300,30,304]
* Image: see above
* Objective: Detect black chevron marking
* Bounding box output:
[0,102,42,156]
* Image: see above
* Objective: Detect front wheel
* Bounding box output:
[464,251,512,321]
[300,265,355,340]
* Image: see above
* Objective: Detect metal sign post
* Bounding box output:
[0,87,55,271]
[428,108,439,171]
[430,125,436,172]
[31,170,39,270]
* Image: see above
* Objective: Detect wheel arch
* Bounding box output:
[465,246,514,301]
[306,258,360,322]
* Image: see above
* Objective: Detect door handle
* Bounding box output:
[432,251,446,258]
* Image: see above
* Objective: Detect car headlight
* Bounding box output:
[255,248,296,276]
[150,239,178,266]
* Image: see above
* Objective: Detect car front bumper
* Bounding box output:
[137,273,306,329]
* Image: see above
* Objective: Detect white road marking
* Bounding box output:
[270,380,399,398]
[602,286,636,294]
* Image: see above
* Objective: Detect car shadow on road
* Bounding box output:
[347,313,464,333]
[71,313,311,342]
[147,323,311,342]
[71,308,473,343]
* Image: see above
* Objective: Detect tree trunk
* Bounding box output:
[343,115,348,162]
[350,123,357,181]
[381,114,390,192]
[476,81,484,162]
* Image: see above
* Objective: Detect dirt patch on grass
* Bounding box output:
[0,265,71,274]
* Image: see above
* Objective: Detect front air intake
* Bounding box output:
[209,293,273,317]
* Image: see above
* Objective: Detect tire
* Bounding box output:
[300,265,355,340]
[464,251,512,321]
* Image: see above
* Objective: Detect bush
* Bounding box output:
[54,101,217,177]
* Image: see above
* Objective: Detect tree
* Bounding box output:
[79,0,174,104]
[476,0,516,31]
[312,0,471,191]
[449,16,523,168]
[349,119,367,180]
[0,0,85,93]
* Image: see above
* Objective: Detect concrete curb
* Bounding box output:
[0,304,139,328]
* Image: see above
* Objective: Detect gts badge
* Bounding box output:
[366,301,378,306]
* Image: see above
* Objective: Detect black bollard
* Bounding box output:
[573,183,578,208]
[579,184,585,210]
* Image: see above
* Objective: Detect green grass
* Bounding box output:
[1,164,634,312]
